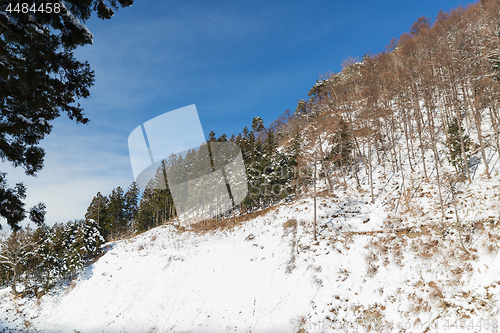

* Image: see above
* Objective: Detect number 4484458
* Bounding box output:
[6,2,61,14]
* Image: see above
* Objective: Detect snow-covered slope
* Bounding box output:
[0,196,374,332]
[1,152,500,332]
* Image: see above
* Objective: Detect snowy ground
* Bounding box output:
[1,159,500,332]
[0,195,375,333]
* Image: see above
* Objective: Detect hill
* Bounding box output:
[3,1,500,332]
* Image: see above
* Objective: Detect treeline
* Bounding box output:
[297,1,500,216]
[0,116,305,295]
[85,182,140,240]
[0,181,139,295]
[89,117,305,235]
[0,219,103,296]
[0,183,140,295]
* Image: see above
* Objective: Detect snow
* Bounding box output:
[59,2,94,44]
[1,207,323,332]
[16,114,33,125]
[3,159,499,333]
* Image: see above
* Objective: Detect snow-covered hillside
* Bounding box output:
[1,142,500,332]
[0,195,379,332]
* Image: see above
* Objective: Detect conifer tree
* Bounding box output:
[0,0,134,230]
[85,192,109,236]
[64,220,103,274]
[124,182,140,230]
[285,131,301,168]
[329,118,352,169]
[135,184,156,233]
[448,117,472,176]
[30,223,54,289]
[105,186,126,239]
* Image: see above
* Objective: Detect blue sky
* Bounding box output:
[1,0,468,226]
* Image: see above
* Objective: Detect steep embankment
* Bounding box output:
[0,194,383,332]
[2,149,499,332]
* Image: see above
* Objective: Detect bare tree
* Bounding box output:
[0,229,37,295]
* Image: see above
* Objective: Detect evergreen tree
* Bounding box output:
[105,186,126,239]
[45,222,66,278]
[448,117,472,173]
[65,220,104,274]
[0,173,28,230]
[62,221,82,273]
[329,117,352,168]
[124,182,140,230]
[85,192,109,237]
[217,134,228,142]
[208,131,217,142]
[135,185,156,233]
[286,131,302,168]
[0,0,134,230]
[252,117,265,133]
[29,219,104,288]
[30,224,55,289]
[237,117,298,211]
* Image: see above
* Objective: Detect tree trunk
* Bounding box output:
[11,265,18,296]
[412,89,429,181]
[463,84,489,178]
[316,133,334,189]
[368,141,375,203]
[425,96,446,219]
[489,102,500,155]
[450,82,472,183]
[313,153,317,242]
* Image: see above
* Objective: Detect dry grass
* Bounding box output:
[285,219,299,274]
[366,264,379,278]
[189,205,280,234]
[359,214,500,324]
[283,219,298,230]
[337,268,350,282]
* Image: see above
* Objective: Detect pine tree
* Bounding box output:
[124,182,140,231]
[30,224,54,289]
[285,130,306,191]
[62,221,83,274]
[286,131,301,168]
[81,218,105,258]
[105,186,126,239]
[0,0,134,230]
[0,173,28,230]
[45,222,66,278]
[65,219,104,274]
[448,117,472,174]
[135,184,156,233]
[329,117,352,168]
[85,192,109,237]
